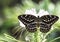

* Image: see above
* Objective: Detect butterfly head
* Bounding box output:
[18,14,59,33]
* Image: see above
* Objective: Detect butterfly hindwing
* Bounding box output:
[40,15,59,33]
[18,14,59,33]
[18,14,37,32]
[40,22,51,33]
[26,22,37,32]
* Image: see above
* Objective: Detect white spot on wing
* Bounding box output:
[44,20,46,21]
[48,20,49,21]
[25,15,27,17]
[50,15,52,18]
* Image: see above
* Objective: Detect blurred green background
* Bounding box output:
[0,0,60,42]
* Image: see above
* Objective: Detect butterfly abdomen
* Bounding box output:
[18,14,59,33]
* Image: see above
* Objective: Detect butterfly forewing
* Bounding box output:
[18,14,37,32]
[18,14,59,33]
[40,15,59,33]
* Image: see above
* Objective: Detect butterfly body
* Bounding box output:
[18,14,59,33]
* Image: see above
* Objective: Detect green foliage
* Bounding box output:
[0,0,60,42]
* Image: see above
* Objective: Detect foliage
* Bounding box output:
[0,0,60,42]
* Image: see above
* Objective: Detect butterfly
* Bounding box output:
[18,14,59,33]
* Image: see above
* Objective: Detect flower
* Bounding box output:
[19,20,25,27]
[38,9,49,17]
[19,8,49,27]
[25,36,31,42]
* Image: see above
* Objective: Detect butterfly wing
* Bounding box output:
[40,15,59,33]
[18,14,37,32]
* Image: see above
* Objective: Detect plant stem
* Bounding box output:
[30,28,48,42]
[50,37,60,42]
[34,28,41,42]
[34,30,47,42]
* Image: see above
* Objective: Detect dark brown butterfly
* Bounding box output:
[18,14,59,33]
